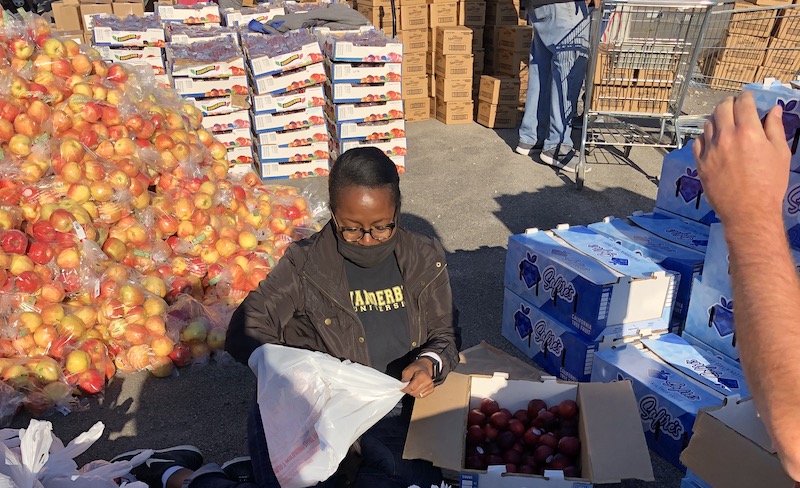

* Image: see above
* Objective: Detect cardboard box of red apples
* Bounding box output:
[332,138,406,171]
[325,99,404,124]
[252,86,326,115]
[404,372,654,487]
[258,159,330,180]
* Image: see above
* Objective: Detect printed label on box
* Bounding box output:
[505,228,674,339]
[202,109,251,133]
[336,118,406,141]
[252,106,326,134]
[589,218,704,331]
[257,124,329,148]
[593,343,728,470]
[629,211,710,253]
[248,41,324,78]
[326,81,403,104]
[682,278,738,362]
[326,61,402,84]
[93,26,166,47]
[502,288,600,382]
[157,3,221,24]
[212,128,253,149]
[323,34,403,63]
[173,75,248,98]
[253,62,327,95]
[252,86,327,115]
[171,56,246,78]
[327,99,404,123]
[258,141,330,163]
[259,159,331,179]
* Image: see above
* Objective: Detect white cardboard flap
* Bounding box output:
[404,372,469,472]
[680,398,794,488]
[580,381,655,483]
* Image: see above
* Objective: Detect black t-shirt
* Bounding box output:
[344,253,411,376]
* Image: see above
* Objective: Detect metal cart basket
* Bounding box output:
[677,2,800,143]
[576,0,717,189]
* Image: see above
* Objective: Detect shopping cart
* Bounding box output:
[677,1,800,143]
[576,0,717,190]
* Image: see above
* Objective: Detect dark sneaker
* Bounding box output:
[539,147,559,166]
[222,456,254,483]
[515,141,544,155]
[111,445,203,488]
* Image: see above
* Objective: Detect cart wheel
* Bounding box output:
[586,143,595,155]
[624,145,632,158]
[576,163,586,190]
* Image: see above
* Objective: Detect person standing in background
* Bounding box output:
[515,0,590,173]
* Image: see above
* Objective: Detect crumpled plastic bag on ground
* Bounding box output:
[0,419,150,488]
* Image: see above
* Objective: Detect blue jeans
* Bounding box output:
[518,1,590,151]
[188,399,441,488]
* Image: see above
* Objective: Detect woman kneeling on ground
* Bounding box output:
[110,147,460,488]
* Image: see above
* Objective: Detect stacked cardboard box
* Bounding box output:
[482,0,524,74]
[155,2,221,26]
[757,3,800,83]
[168,36,253,174]
[396,0,431,121]
[433,26,473,124]
[321,29,407,173]
[591,43,677,113]
[221,4,285,27]
[476,75,519,128]
[501,225,677,383]
[355,0,397,36]
[92,15,169,85]
[457,0,485,100]
[242,30,330,180]
[53,0,140,43]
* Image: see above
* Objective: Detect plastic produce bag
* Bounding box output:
[249,344,406,488]
[0,419,149,488]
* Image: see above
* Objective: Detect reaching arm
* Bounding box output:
[694,92,800,480]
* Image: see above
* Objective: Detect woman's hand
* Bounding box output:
[401,358,435,399]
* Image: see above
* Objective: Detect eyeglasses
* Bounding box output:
[333,215,397,242]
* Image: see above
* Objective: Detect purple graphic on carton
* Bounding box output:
[684,359,740,391]
[676,168,703,208]
[639,395,685,441]
[777,98,800,154]
[709,297,734,337]
[533,319,564,357]
[518,252,541,289]
[513,304,533,341]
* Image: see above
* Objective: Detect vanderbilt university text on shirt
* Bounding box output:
[350,286,406,312]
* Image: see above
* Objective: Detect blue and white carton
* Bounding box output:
[654,140,720,225]
[680,469,712,488]
[679,396,795,488]
[591,334,742,470]
[501,288,609,382]
[504,226,676,341]
[744,81,800,172]
[629,211,710,253]
[702,222,800,298]
[589,217,705,331]
[682,277,738,362]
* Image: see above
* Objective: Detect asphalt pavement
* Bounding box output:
[9,119,684,487]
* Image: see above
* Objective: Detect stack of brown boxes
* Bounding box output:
[757,3,800,83]
[591,44,675,113]
[356,0,397,35]
[420,0,458,121]
[483,0,525,73]
[52,0,144,43]
[476,75,520,128]
[456,0,486,104]
[394,0,430,121]
[709,2,777,89]
[434,26,474,124]
[477,24,530,127]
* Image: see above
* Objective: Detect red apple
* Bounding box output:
[1,230,28,255]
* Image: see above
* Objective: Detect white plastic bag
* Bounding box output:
[0,420,149,488]
[249,344,406,488]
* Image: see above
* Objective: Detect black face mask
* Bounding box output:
[334,221,398,268]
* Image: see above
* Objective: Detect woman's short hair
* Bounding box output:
[328,147,401,214]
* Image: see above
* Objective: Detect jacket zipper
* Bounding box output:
[413,263,447,346]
